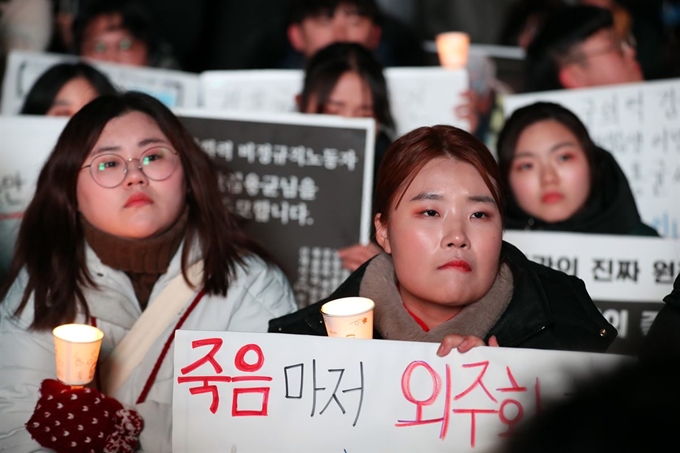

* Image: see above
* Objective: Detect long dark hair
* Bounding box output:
[496,101,598,192]
[374,125,505,225]
[1,91,273,330]
[20,62,117,115]
[299,42,395,132]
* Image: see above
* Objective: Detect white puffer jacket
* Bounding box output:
[0,244,298,452]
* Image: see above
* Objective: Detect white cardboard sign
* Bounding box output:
[503,230,680,302]
[502,79,680,239]
[172,330,630,453]
[0,50,200,114]
[199,67,470,136]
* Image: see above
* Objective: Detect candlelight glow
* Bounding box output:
[52,324,104,386]
[321,297,375,339]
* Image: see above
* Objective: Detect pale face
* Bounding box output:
[565,28,642,87]
[80,13,149,66]
[509,120,592,223]
[291,4,379,57]
[305,71,375,119]
[77,111,186,239]
[375,158,503,328]
[46,77,99,117]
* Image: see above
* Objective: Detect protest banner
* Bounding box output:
[0,116,67,276]
[0,50,200,114]
[172,330,631,453]
[504,230,680,355]
[502,79,680,238]
[199,67,470,136]
[176,109,375,307]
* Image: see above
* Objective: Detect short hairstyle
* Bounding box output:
[496,101,598,191]
[299,41,395,131]
[374,125,505,225]
[72,0,160,58]
[288,0,382,26]
[20,62,117,115]
[525,6,614,92]
[1,92,271,330]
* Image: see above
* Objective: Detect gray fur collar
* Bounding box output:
[359,253,514,343]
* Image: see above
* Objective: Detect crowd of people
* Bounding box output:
[0,0,679,451]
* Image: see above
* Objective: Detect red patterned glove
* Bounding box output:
[26,379,143,453]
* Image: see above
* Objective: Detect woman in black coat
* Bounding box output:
[270,125,616,355]
[496,101,659,236]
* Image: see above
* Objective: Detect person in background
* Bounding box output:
[297,42,393,271]
[0,92,297,451]
[20,61,117,116]
[270,125,616,356]
[284,0,482,136]
[71,0,179,69]
[525,5,643,92]
[498,0,565,50]
[496,101,659,236]
[0,0,51,54]
[283,0,427,69]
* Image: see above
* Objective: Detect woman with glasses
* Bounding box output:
[0,92,297,451]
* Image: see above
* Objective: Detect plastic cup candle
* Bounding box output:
[436,32,470,69]
[52,324,104,387]
[320,297,375,339]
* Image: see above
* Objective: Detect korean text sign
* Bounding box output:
[177,109,375,307]
[173,330,630,453]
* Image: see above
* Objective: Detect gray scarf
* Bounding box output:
[359,253,514,343]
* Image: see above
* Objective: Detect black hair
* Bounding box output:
[20,62,117,115]
[525,5,614,91]
[299,41,394,131]
[288,0,382,26]
[72,0,161,60]
[496,101,598,191]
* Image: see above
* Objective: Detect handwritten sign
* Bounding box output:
[176,109,374,307]
[0,50,200,115]
[199,67,470,136]
[0,116,68,275]
[502,79,680,238]
[504,230,680,354]
[172,330,631,453]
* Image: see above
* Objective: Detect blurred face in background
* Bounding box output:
[560,27,642,88]
[46,77,99,117]
[288,3,381,58]
[304,70,375,121]
[509,119,591,223]
[80,13,149,66]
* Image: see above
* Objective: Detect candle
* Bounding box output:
[52,324,104,387]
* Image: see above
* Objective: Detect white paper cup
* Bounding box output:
[53,324,104,386]
[436,32,470,69]
[320,297,375,339]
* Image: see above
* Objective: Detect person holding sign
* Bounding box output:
[0,92,297,451]
[497,101,659,236]
[297,41,392,272]
[270,125,616,355]
[20,61,117,116]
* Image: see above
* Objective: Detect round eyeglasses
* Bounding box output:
[81,147,180,188]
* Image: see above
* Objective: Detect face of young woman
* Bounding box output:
[375,157,503,322]
[76,111,186,239]
[305,71,375,120]
[46,77,99,117]
[509,119,592,223]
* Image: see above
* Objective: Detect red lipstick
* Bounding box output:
[439,260,472,272]
[541,192,564,203]
[124,192,152,208]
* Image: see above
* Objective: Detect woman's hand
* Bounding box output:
[338,242,381,272]
[454,89,480,134]
[436,334,499,357]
